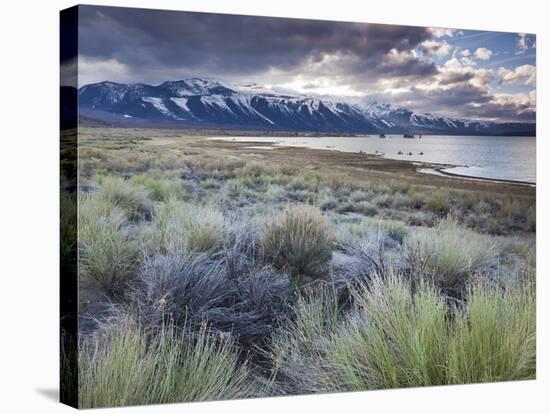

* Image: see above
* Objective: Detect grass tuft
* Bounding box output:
[270,273,536,392]
[78,317,251,408]
[97,175,153,221]
[78,195,139,293]
[142,201,225,254]
[262,204,335,284]
[405,218,496,293]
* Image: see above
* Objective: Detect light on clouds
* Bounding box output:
[474,47,493,60]
[72,6,536,122]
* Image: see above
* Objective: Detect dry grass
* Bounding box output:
[262,204,335,284]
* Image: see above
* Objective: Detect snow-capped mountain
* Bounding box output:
[78,79,535,135]
[357,102,502,134]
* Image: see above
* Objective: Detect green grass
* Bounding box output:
[140,199,189,255]
[287,176,309,191]
[78,317,252,408]
[269,284,341,393]
[270,273,536,392]
[330,275,448,389]
[201,178,219,190]
[141,200,225,254]
[350,190,370,203]
[447,282,536,383]
[407,191,427,210]
[78,195,139,292]
[131,172,186,202]
[405,218,497,292]
[95,175,153,221]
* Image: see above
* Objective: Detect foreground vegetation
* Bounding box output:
[62,129,536,408]
[270,275,535,393]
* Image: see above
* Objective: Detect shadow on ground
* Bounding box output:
[36,388,58,402]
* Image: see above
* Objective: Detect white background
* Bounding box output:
[0,0,547,412]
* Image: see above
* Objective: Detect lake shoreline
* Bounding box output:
[432,167,536,187]
[210,135,535,185]
[208,137,536,189]
[195,136,535,198]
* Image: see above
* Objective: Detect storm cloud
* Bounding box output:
[79,6,432,79]
[76,5,536,122]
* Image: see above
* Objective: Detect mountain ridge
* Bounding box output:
[76,79,535,136]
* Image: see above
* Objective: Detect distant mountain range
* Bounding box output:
[75,78,535,135]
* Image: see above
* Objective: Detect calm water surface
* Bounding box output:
[214,135,536,184]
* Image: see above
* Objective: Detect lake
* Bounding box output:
[213,135,536,184]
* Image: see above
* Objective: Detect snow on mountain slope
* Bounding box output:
[78,79,535,135]
[160,78,232,97]
[170,97,191,112]
[142,97,181,120]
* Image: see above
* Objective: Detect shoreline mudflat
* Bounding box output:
[77,127,535,198]
[192,137,535,198]
[432,167,535,187]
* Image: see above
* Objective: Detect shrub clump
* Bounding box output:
[130,248,290,348]
[96,175,153,221]
[405,218,496,294]
[425,190,452,216]
[143,201,225,254]
[262,204,335,284]
[187,207,225,252]
[335,217,407,251]
[131,173,186,202]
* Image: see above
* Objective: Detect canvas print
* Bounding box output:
[60,5,536,409]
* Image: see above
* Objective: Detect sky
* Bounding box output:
[72,5,536,122]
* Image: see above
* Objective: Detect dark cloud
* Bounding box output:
[301,83,319,89]
[414,84,492,108]
[375,51,437,78]
[76,5,535,123]
[463,94,535,121]
[78,5,432,78]
[382,83,535,122]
